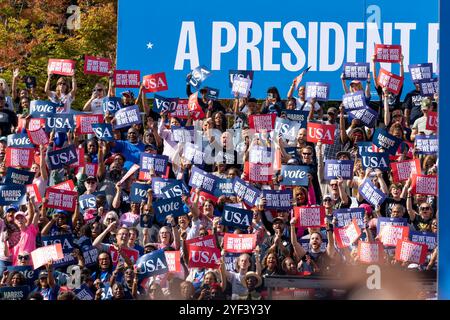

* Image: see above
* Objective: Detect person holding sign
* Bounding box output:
[407,187,434,232]
[261,87,284,116]
[45,69,77,113]
[287,83,322,119]
[83,83,108,114]
[340,72,371,103]
[31,260,58,300]
[411,98,435,141]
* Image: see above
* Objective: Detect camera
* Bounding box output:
[267,93,274,99]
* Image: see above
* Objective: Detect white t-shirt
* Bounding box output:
[49,91,73,113]
[227,271,247,299]
[89,98,104,114]
[295,98,321,112]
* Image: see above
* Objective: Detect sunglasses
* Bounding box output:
[86,180,97,184]
[323,199,332,202]
[95,88,104,92]
[420,207,431,211]
[302,153,312,156]
[18,255,30,260]
[330,184,338,187]
[58,83,67,86]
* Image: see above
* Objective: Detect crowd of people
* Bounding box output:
[0,52,438,300]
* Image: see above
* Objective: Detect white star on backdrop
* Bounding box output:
[146,42,154,49]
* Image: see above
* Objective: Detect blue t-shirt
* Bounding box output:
[111,140,145,170]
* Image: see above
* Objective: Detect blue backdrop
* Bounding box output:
[117,0,438,100]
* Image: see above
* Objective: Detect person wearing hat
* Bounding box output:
[403,82,426,127]
[238,271,263,300]
[411,97,435,140]
[41,209,72,236]
[259,214,293,266]
[341,71,372,102]
[186,73,226,115]
[83,83,107,114]
[32,260,58,300]
[287,82,323,118]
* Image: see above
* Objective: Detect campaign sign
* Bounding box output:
[160,180,190,199]
[84,55,111,76]
[377,217,408,232]
[305,82,330,101]
[372,128,402,155]
[334,220,362,248]
[143,72,168,93]
[358,179,386,207]
[91,123,114,142]
[185,234,217,249]
[84,163,97,177]
[130,183,152,202]
[280,165,309,186]
[189,166,217,193]
[426,111,438,132]
[171,98,189,119]
[165,251,182,273]
[307,122,335,144]
[262,189,292,210]
[324,160,354,180]
[231,75,252,97]
[390,159,421,183]
[153,95,178,113]
[48,59,75,76]
[294,206,325,228]
[232,177,261,207]
[221,205,253,230]
[418,78,439,97]
[140,153,169,175]
[110,246,139,266]
[378,224,409,247]
[81,246,99,268]
[135,249,169,279]
[151,177,172,198]
[31,243,64,269]
[79,194,97,213]
[4,167,34,185]
[348,106,378,128]
[74,285,95,301]
[23,76,36,89]
[223,233,257,253]
[29,100,60,117]
[75,114,104,134]
[154,196,185,223]
[113,70,140,88]
[299,239,328,253]
[113,105,142,129]
[342,62,370,80]
[0,286,29,300]
[43,113,75,132]
[53,179,76,191]
[6,266,37,287]
[283,110,309,128]
[47,145,78,170]
[414,135,438,155]
[412,174,438,196]
[360,152,390,172]
[213,178,235,198]
[188,65,212,89]
[5,147,34,168]
[333,208,365,228]
[410,231,437,251]
[102,97,123,115]
[409,63,433,82]
[228,70,254,88]
[0,185,26,206]
[342,91,367,111]
[246,162,273,183]
[374,44,402,63]
[248,114,276,133]
[377,68,403,95]
[41,234,76,268]
[45,187,77,211]
[7,133,33,148]
[27,128,49,145]
[26,184,42,204]
[395,239,428,264]
[249,146,273,164]
[68,147,85,169]
[357,241,384,264]
[187,92,205,120]
[188,245,221,269]
[205,87,220,100]
[274,118,301,140]
[357,141,374,156]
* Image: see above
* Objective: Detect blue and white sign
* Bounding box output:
[415,135,438,155]
[221,205,253,229]
[372,128,402,155]
[102,97,123,114]
[333,208,365,228]
[154,196,185,223]
[360,152,390,171]
[377,217,408,233]
[213,178,235,198]
[188,65,212,89]
[283,110,309,127]
[348,106,378,128]
[130,183,152,202]
[160,180,190,199]
[418,78,439,97]
[47,145,78,170]
[262,189,292,210]
[30,100,61,115]
[408,63,433,82]
[153,95,179,113]
[0,286,29,300]
[232,177,261,207]
[357,141,374,156]
[228,70,254,88]
[117,0,438,100]
[7,134,33,148]
[79,194,97,213]
[410,231,437,251]
[4,168,34,185]
[42,113,75,132]
[205,87,220,100]
[358,179,386,207]
[342,62,370,80]
[135,249,168,279]
[342,91,367,111]
[6,266,37,286]
[231,75,251,97]
[305,82,330,101]
[171,126,194,143]
[41,234,76,268]
[152,177,173,198]
[0,185,26,205]
[113,105,142,129]
[280,165,309,186]
[92,123,114,142]
[188,166,218,193]
[324,160,354,180]
[74,285,95,300]
[274,118,300,141]
[140,153,169,175]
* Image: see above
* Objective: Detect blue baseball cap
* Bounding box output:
[5,205,19,212]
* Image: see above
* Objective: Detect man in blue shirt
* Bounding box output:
[109,127,145,170]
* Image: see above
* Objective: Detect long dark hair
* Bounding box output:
[267,87,282,102]
[93,250,114,279]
